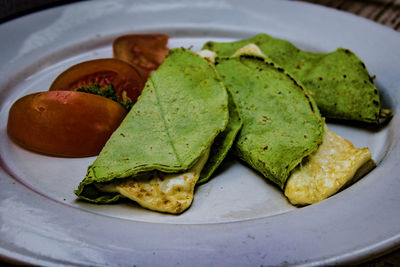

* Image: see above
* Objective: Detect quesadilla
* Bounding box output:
[215,54,324,189]
[215,53,374,204]
[203,33,382,123]
[75,48,236,214]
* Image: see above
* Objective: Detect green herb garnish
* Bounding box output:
[77,84,133,110]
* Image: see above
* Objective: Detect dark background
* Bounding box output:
[1,0,399,30]
[0,0,83,22]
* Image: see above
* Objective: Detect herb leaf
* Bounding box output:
[77,84,133,110]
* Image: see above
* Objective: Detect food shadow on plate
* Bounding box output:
[215,154,294,201]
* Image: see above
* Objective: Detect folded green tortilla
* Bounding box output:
[203,33,381,123]
[215,55,324,189]
[75,48,236,213]
[198,90,242,184]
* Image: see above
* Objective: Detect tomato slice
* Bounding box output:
[49,58,144,103]
[113,34,169,80]
[7,91,127,157]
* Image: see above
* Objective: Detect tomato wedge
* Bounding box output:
[113,34,169,80]
[49,58,144,103]
[7,91,127,157]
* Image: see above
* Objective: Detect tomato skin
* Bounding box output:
[7,91,127,157]
[113,34,169,80]
[49,58,144,103]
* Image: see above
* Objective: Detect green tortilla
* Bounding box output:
[203,33,381,123]
[215,55,324,189]
[198,90,242,184]
[75,48,230,203]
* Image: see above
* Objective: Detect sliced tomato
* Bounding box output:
[113,34,169,80]
[7,91,127,157]
[49,58,144,103]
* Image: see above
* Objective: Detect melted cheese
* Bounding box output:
[197,49,217,63]
[284,124,374,205]
[96,147,211,214]
[232,43,267,58]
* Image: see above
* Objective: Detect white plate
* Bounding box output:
[0,0,399,266]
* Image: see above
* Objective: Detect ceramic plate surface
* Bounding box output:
[0,0,399,266]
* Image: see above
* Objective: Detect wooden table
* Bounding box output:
[301,0,400,31]
[0,0,399,266]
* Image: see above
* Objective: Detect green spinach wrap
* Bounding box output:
[198,90,242,184]
[75,48,239,214]
[215,55,324,189]
[203,33,381,123]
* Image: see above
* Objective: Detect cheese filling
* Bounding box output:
[95,147,211,214]
[232,43,267,58]
[284,124,375,205]
[197,49,217,63]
